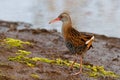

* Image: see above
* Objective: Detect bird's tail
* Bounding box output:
[85,36,95,49]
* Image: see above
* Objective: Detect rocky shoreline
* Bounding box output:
[0,20,120,80]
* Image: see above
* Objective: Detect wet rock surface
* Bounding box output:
[0,21,120,80]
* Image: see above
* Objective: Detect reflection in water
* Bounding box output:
[0,0,120,38]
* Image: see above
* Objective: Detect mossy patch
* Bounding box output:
[3,38,31,48]
[8,50,35,67]
[85,65,119,78]
[8,50,119,78]
[30,73,39,79]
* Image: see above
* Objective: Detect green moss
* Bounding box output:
[16,50,31,55]
[84,65,119,78]
[30,73,39,79]
[32,57,55,63]
[88,72,98,77]
[4,38,31,48]
[8,51,119,78]
[8,50,35,67]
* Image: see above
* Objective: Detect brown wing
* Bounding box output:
[65,28,94,48]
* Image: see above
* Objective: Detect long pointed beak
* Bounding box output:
[49,18,60,24]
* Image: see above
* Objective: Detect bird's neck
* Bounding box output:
[62,21,72,39]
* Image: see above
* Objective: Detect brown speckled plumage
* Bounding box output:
[64,27,93,55]
[49,12,94,75]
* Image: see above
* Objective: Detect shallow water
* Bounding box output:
[0,0,120,38]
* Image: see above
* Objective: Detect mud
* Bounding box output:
[0,20,120,80]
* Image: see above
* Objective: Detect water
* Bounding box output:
[0,0,34,23]
[0,0,120,38]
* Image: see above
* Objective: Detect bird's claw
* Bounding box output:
[69,67,73,71]
[71,71,82,76]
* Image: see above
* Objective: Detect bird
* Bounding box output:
[49,12,94,75]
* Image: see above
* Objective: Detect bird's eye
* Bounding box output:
[59,15,63,19]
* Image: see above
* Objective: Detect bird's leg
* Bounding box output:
[69,59,77,70]
[73,56,82,75]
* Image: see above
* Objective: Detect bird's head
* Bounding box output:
[49,12,71,24]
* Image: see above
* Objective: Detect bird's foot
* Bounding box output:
[69,66,73,71]
[69,59,77,71]
[71,71,82,75]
